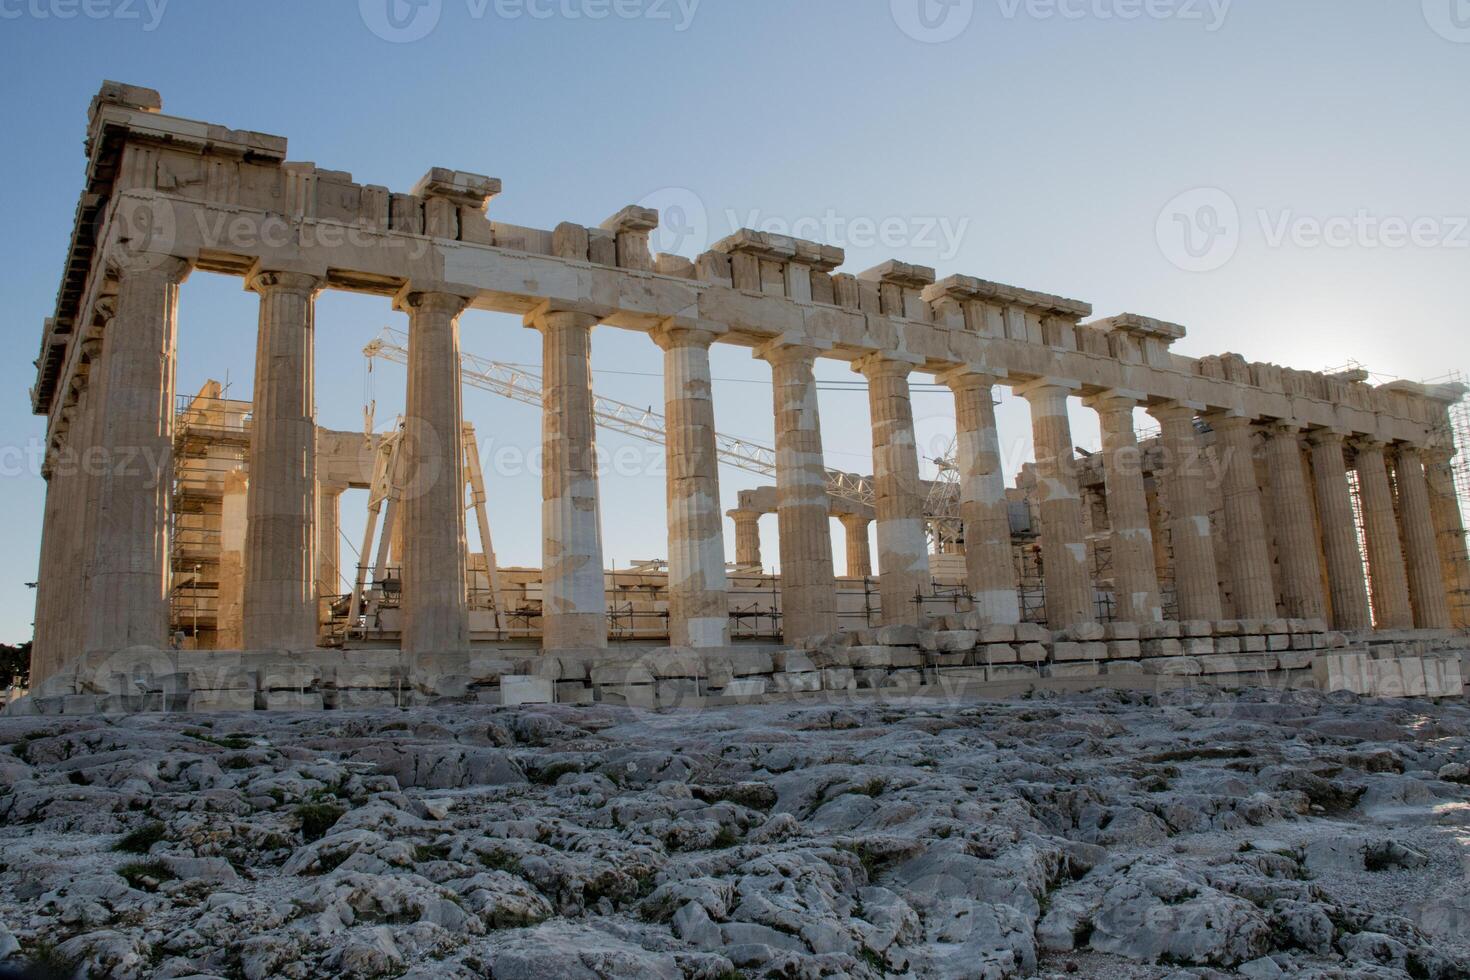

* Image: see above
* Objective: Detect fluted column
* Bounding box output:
[1353,441,1413,629]
[840,515,873,579]
[946,371,1021,624]
[1086,392,1163,624]
[242,271,321,650]
[729,510,763,568]
[531,308,607,651]
[1148,402,1222,622]
[1425,450,1470,628]
[855,354,930,625]
[1263,424,1325,619]
[654,325,729,648]
[58,358,105,663]
[1019,380,1093,628]
[30,450,68,684]
[399,291,471,658]
[1396,447,1452,629]
[317,484,344,599]
[84,256,189,655]
[1307,431,1372,630]
[759,342,836,641]
[1208,413,1277,621]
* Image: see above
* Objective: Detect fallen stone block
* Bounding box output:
[1142,638,1182,657]
[1181,638,1215,656]
[599,685,656,709]
[976,643,1019,664]
[1014,623,1051,644]
[769,672,822,694]
[1103,660,1143,675]
[262,691,324,712]
[1042,662,1101,679]
[1275,650,1316,670]
[1141,621,1182,640]
[1061,623,1105,642]
[923,630,978,653]
[1052,642,1085,662]
[1108,640,1142,660]
[1311,652,1371,695]
[987,664,1040,683]
[555,682,594,705]
[978,624,1016,644]
[187,689,257,713]
[502,676,555,707]
[1142,656,1202,676]
[1197,653,1275,675]
[720,678,767,698]
[823,668,856,692]
[1016,643,1048,664]
[849,645,922,669]
[1267,634,1291,651]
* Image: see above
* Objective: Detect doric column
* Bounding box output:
[30,449,68,684]
[840,514,873,579]
[1018,379,1094,629]
[758,341,836,641]
[399,290,471,658]
[1395,447,1452,629]
[653,324,730,648]
[317,484,344,599]
[729,510,763,568]
[59,358,105,662]
[1086,391,1163,623]
[1353,441,1413,630]
[1263,424,1325,620]
[946,371,1021,624]
[1425,450,1470,628]
[530,307,607,651]
[242,270,321,650]
[1147,402,1223,622]
[1307,430,1372,630]
[217,469,248,649]
[84,256,189,655]
[1208,413,1277,621]
[855,354,930,625]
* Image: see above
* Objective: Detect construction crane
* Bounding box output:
[363,327,885,512]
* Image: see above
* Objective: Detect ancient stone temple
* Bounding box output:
[18,82,1470,713]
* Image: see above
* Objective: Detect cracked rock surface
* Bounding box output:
[1,687,1468,979]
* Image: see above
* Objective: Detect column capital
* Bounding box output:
[1082,388,1146,413]
[852,351,922,380]
[108,251,190,285]
[395,287,470,317]
[753,335,830,366]
[1305,427,1349,448]
[1013,376,1081,400]
[246,269,323,296]
[1416,444,1453,465]
[650,320,723,352]
[1200,408,1253,428]
[1145,399,1204,424]
[521,299,607,332]
[1350,437,1387,454]
[937,366,1007,390]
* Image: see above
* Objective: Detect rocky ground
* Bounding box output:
[0,687,1467,979]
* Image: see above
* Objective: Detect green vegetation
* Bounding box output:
[113,823,167,854]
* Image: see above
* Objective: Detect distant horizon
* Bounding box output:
[2,0,1467,645]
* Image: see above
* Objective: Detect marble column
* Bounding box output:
[855,354,930,625]
[532,309,607,651]
[242,271,321,650]
[1087,392,1163,623]
[1019,380,1094,628]
[1353,441,1413,630]
[30,450,67,684]
[947,371,1021,624]
[1424,450,1470,628]
[654,325,730,648]
[317,484,344,599]
[399,291,471,658]
[840,515,873,579]
[730,510,763,568]
[84,256,189,656]
[760,342,836,641]
[1148,402,1223,622]
[216,469,248,649]
[1209,413,1277,621]
[1395,448,1452,630]
[1263,424,1325,621]
[1308,431,1372,630]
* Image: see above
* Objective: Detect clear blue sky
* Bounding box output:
[1,0,1466,644]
